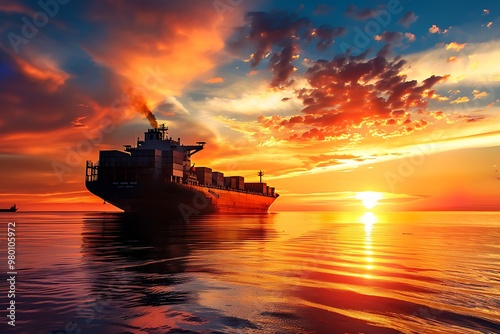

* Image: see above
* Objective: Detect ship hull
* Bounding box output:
[86,180,278,214]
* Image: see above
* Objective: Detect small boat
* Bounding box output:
[0,204,18,212]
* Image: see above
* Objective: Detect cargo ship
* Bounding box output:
[86,125,279,214]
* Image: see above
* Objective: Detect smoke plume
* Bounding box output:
[125,88,158,128]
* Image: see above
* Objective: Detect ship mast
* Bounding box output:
[158,123,168,140]
[258,170,264,183]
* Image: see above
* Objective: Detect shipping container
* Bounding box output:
[212,171,224,187]
[162,150,184,165]
[195,167,212,185]
[224,177,237,189]
[244,182,267,194]
[231,176,244,190]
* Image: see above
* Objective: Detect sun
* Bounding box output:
[356,191,382,209]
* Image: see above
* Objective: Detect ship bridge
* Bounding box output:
[86,124,206,185]
[128,124,205,157]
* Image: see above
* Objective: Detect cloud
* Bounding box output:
[450,96,470,104]
[307,154,362,168]
[428,24,449,34]
[71,116,88,128]
[430,93,449,101]
[402,40,500,85]
[0,0,239,141]
[404,32,416,43]
[0,3,31,14]
[398,11,418,28]
[374,31,404,46]
[206,77,224,84]
[229,10,345,88]
[312,25,347,51]
[445,42,467,52]
[472,90,488,100]
[188,80,303,116]
[258,50,447,141]
[80,0,238,99]
[487,22,493,28]
[456,114,485,123]
[344,4,384,20]
[313,4,334,16]
[483,9,490,15]
[429,24,441,34]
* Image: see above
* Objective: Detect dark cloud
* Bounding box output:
[376,31,404,44]
[456,115,485,123]
[398,11,419,28]
[0,48,122,137]
[230,11,311,67]
[229,10,344,88]
[344,4,384,20]
[312,24,347,51]
[313,4,334,16]
[269,44,297,87]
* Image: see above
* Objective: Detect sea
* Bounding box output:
[0,211,499,334]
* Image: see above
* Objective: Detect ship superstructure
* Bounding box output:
[86,125,279,213]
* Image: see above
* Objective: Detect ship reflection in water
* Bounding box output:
[2,211,500,333]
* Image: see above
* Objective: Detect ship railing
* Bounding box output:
[198,182,276,197]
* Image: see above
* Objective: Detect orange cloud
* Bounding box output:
[404,32,416,42]
[472,90,488,100]
[13,56,70,92]
[450,96,470,104]
[429,24,441,34]
[430,93,450,101]
[82,0,243,101]
[0,3,31,14]
[447,56,457,63]
[445,42,467,52]
[206,77,224,84]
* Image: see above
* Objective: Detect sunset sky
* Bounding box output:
[1,0,499,211]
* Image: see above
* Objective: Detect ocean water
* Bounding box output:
[0,211,499,334]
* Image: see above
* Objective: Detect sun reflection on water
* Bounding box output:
[360,212,377,277]
[361,212,376,236]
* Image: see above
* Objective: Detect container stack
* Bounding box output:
[194,167,212,185]
[212,171,224,187]
[232,176,245,190]
[162,150,184,179]
[224,177,237,189]
[244,182,267,194]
